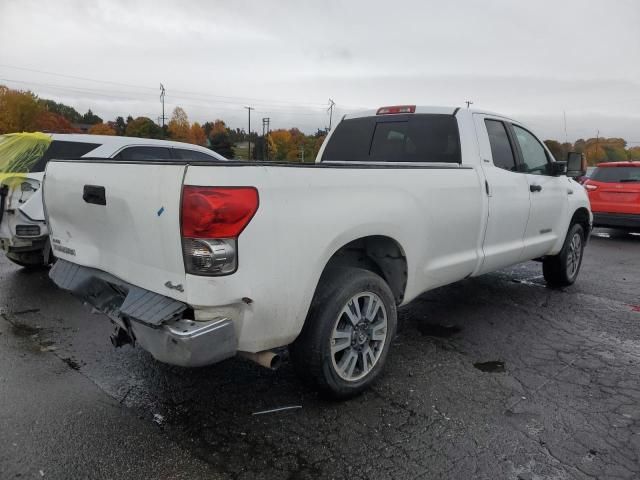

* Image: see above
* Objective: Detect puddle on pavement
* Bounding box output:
[418,324,461,337]
[474,360,505,373]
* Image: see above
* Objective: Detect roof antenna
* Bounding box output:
[465,100,473,109]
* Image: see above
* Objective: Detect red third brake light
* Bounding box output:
[376,105,416,115]
[181,186,259,239]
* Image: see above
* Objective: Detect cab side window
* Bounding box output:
[173,148,217,161]
[512,126,549,175]
[116,147,172,161]
[485,120,517,171]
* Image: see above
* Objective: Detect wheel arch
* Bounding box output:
[316,235,408,305]
[570,207,592,240]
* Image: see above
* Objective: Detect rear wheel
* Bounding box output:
[292,267,397,399]
[543,223,585,287]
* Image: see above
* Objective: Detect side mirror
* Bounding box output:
[549,161,567,176]
[566,152,587,178]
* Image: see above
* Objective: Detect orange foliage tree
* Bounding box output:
[188,122,206,146]
[0,85,42,134]
[32,111,78,133]
[168,107,190,142]
[88,123,116,136]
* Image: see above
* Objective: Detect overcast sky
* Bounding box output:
[1,0,639,142]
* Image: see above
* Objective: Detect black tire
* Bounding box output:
[543,223,585,288]
[291,267,397,399]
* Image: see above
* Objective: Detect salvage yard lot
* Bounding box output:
[1,230,639,479]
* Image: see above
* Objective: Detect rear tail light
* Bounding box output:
[376,105,416,115]
[181,186,258,276]
[584,184,598,191]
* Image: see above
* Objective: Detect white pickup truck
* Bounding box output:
[43,106,591,397]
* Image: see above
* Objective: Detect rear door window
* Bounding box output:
[172,148,218,161]
[485,120,517,171]
[321,114,460,163]
[590,167,640,183]
[32,141,101,171]
[116,146,172,161]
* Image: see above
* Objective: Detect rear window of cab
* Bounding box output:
[321,114,461,163]
[32,141,101,172]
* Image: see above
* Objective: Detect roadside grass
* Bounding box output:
[233,142,252,160]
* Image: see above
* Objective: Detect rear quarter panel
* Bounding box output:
[184,164,483,352]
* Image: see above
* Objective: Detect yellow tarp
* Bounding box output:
[0,132,52,185]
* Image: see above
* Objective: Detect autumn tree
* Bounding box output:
[88,123,116,136]
[269,129,292,160]
[0,86,42,134]
[168,107,190,142]
[32,111,78,133]
[125,117,162,139]
[627,147,640,160]
[39,99,83,123]
[203,119,228,138]
[188,122,206,146]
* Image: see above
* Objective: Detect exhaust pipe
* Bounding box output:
[110,327,133,348]
[239,350,282,370]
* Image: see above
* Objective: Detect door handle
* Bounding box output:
[529,184,542,193]
[83,185,106,205]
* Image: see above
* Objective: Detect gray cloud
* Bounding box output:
[1,0,638,140]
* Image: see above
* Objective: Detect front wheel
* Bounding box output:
[543,223,585,287]
[292,268,397,399]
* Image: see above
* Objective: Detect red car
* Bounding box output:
[584,161,640,232]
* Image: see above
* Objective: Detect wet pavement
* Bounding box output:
[1,229,639,479]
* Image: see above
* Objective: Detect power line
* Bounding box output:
[0,77,346,114]
[0,63,336,108]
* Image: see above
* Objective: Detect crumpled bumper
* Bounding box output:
[49,259,237,367]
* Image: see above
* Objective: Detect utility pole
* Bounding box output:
[595,129,600,164]
[465,100,473,109]
[262,117,270,161]
[299,144,305,163]
[563,111,568,144]
[244,106,254,160]
[159,84,166,135]
[327,98,336,131]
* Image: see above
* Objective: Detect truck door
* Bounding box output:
[508,123,569,259]
[473,114,531,274]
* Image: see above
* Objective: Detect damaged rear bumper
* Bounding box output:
[49,259,237,367]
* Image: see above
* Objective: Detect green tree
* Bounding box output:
[125,117,162,139]
[114,116,126,136]
[209,131,234,158]
[38,99,83,123]
[81,109,102,125]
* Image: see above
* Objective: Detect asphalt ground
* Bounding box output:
[1,229,639,479]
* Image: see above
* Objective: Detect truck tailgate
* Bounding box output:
[44,160,187,301]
